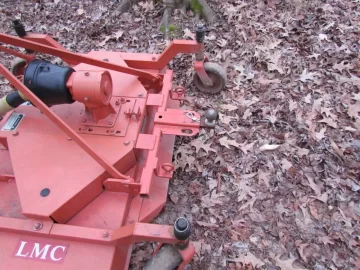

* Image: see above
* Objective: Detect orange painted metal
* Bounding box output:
[0,64,127,180]
[0,33,161,85]
[0,30,206,269]
[0,45,34,62]
[120,40,203,70]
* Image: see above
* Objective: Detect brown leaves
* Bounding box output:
[219,136,240,149]
[300,69,318,82]
[190,138,216,154]
[304,173,322,197]
[318,117,338,128]
[227,252,265,267]
[273,254,302,270]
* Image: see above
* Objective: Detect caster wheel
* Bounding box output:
[144,244,183,270]
[194,62,226,94]
[10,57,27,76]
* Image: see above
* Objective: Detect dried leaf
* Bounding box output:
[319,236,334,246]
[77,8,85,15]
[289,100,298,112]
[333,61,353,72]
[114,30,124,40]
[183,28,195,40]
[220,104,238,111]
[240,141,256,154]
[99,36,111,47]
[197,221,219,228]
[329,138,344,158]
[219,113,236,124]
[258,170,271,187]
[243,108,252,120]
[304,174,322,196]
[219,136,240,149]
[274,254,303,270]
[304,93,312,104]
[315,127,327,141]
[348,101,360,118]
[318,33,328,41]
[321,107,337,120]
[300,69,318,82]
[281,159,293,171]
[318,117,337,128]
[227,252,265,267]
[192,241,202,256]
[190,138,216,154]
[257,76,281,85]
[296,147,310,157]
[259,144,280,151]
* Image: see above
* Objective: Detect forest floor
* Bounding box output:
[1,0,360,269]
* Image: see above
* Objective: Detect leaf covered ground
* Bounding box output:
[1,0,360,269]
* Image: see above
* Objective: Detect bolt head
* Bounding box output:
[204,108,218,122]
[12,131,19,136]
[137,93,144,97]
[102,231,109,237]
[33,221,43,231]
[85,72,90,76]
[84,97,88,102]
[124,140,130,145]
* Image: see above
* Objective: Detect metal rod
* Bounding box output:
[0,64,129,180]
[0,33,159,83]
[0,45,34,62]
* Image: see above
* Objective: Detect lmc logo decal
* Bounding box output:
[13,239,69,263]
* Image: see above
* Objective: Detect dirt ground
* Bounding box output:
[1,0,360,269]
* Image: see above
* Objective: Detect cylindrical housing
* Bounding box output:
[68,70,113,108]
[195,24,206,43]
[23,60,75,106]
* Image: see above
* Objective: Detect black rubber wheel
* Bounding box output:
[144,244,183,270]
[193,62,226,94]
[10,57,27,76]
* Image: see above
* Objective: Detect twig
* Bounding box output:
[217,172,222,193]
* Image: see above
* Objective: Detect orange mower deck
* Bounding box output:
[0,21,226,270]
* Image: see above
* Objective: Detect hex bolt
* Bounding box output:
[108,120,113,125]
[85,72,90,76]
[81,118,86,123]
[12,131,19,136]
[102,231,109,238]
[137,93,144,97]
[152,57,156,61]
[103,58,109,62]
[33,221,43,231]
[124,140,130,145]
[67,137,72,141]
[115,99,121,106]
[84,97,88,102]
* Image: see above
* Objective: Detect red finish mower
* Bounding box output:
[0,20,226,270]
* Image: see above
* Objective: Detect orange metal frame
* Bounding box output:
[0,31,212,269]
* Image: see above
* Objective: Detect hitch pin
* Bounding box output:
[185,112,200,123]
